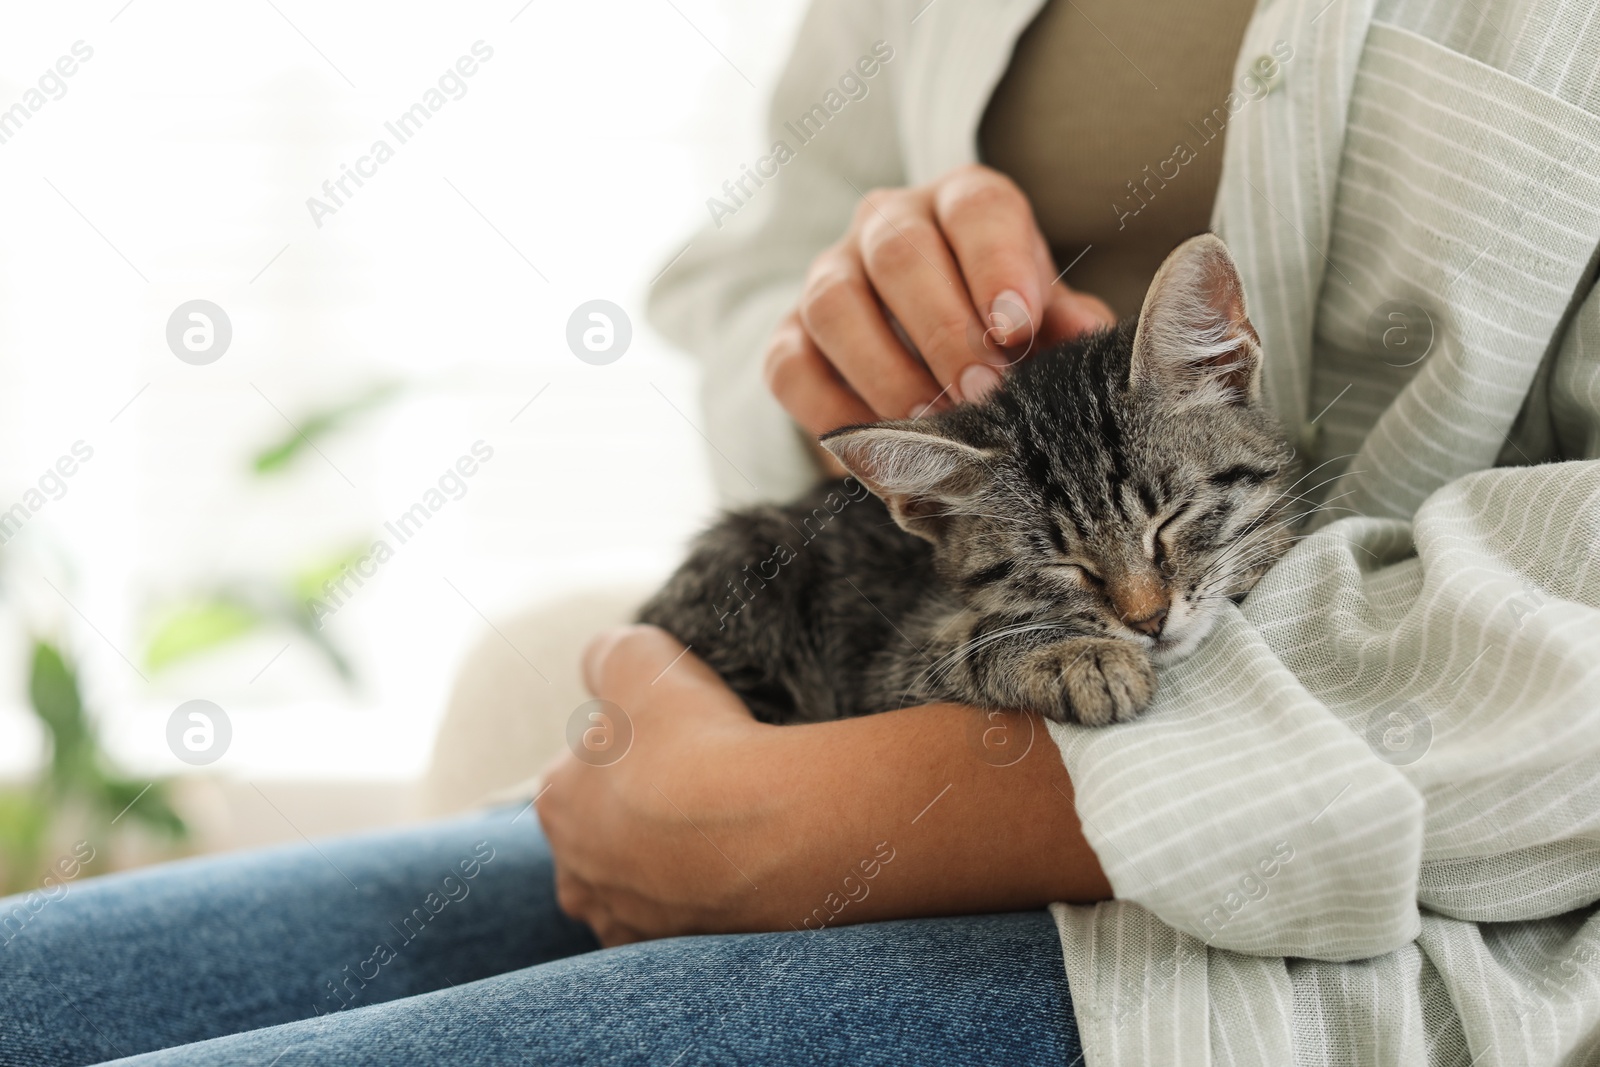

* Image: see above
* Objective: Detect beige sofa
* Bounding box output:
[420,586,648,817]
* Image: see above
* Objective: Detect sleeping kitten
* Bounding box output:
[639,234,1297,726]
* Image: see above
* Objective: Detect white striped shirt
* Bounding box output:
[650,0,1600,1062]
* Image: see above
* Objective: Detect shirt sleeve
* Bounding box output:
[646,0,904,507]
[1049,283,1600,962]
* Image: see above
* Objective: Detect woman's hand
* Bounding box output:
[535,626,775,946]
[764,163,1115,439]
[536,625,1112,948]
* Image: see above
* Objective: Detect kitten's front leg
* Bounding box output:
[1008,637,1155,726]
[906,612,1157,726]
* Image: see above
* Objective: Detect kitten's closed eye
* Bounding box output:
[1149,505,1191,570]
[1058,562,1104,587]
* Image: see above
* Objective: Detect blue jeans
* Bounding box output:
[0,806,1080,1065]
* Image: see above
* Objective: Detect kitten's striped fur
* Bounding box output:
[639,235,1297,725]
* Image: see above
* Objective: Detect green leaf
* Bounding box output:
[28,641,93,792]
[11,644,191,891]
[251,382,402,474]
[28,642,82,736]
[100,778,187,839]
[145,599,263,672]
[289,546,371,608]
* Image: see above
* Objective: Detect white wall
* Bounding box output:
[0,0,808,794]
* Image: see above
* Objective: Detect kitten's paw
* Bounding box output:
[1025,639,1156,726]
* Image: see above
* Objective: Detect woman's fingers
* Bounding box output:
[545,750,738,946]
[1040,281,1118,346]
[553,866,597,923]
[767,164,1120,434]
[593,919,648,948]
[854,189,985,402]
[583,624,685,702]
[582,625,751,724]
[555,867,648,946]
[763,309,879,436]
[794,250,945,422]
[934,166,1045,353]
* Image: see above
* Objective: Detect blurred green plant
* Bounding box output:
[141,382,405,683]
[142,552,363,682]
[1,383,404,893]
[252,382,401,474]
[0,641,186,894]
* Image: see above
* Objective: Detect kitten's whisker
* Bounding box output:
[1239,464,1365,535]
[1205,539,1312,582]
[1204,561,1281,589]
[1260,472,1367,521]
[1217,528,1293,570]
[1268,487,1361,518]
[928,620,1076,679]
[1273,484,1360,511]
[1207,487,1360,571]
[1275,452,1360,497]
[1199,527,1308,586]
[1203,559,1280,585]
[1202,512,1303,573]
[904,618,1081,702]
[1202,504,1389,593]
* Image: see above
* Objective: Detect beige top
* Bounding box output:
[979,0,1259,316]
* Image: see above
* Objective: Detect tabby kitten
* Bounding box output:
[639,234,1297,726]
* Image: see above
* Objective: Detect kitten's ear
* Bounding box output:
[821,424,993,543]
[1130,233,1262,406]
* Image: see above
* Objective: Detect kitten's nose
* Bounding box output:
[1127,606,1168,637]
[1112,576,1169,638]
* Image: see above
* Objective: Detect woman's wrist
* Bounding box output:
[723,702,1111,933]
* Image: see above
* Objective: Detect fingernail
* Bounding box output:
[990,289,1030,339]
[960,363,1002,403]
[906,395,948,420]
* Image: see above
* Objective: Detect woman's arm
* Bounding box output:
[535,626,1110,947]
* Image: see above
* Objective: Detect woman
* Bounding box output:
[6,0,1600,1063]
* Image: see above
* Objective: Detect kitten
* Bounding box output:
[639,234,1297,726]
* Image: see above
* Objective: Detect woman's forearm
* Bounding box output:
[729,703,1112,931]
[540,626,1110,945]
